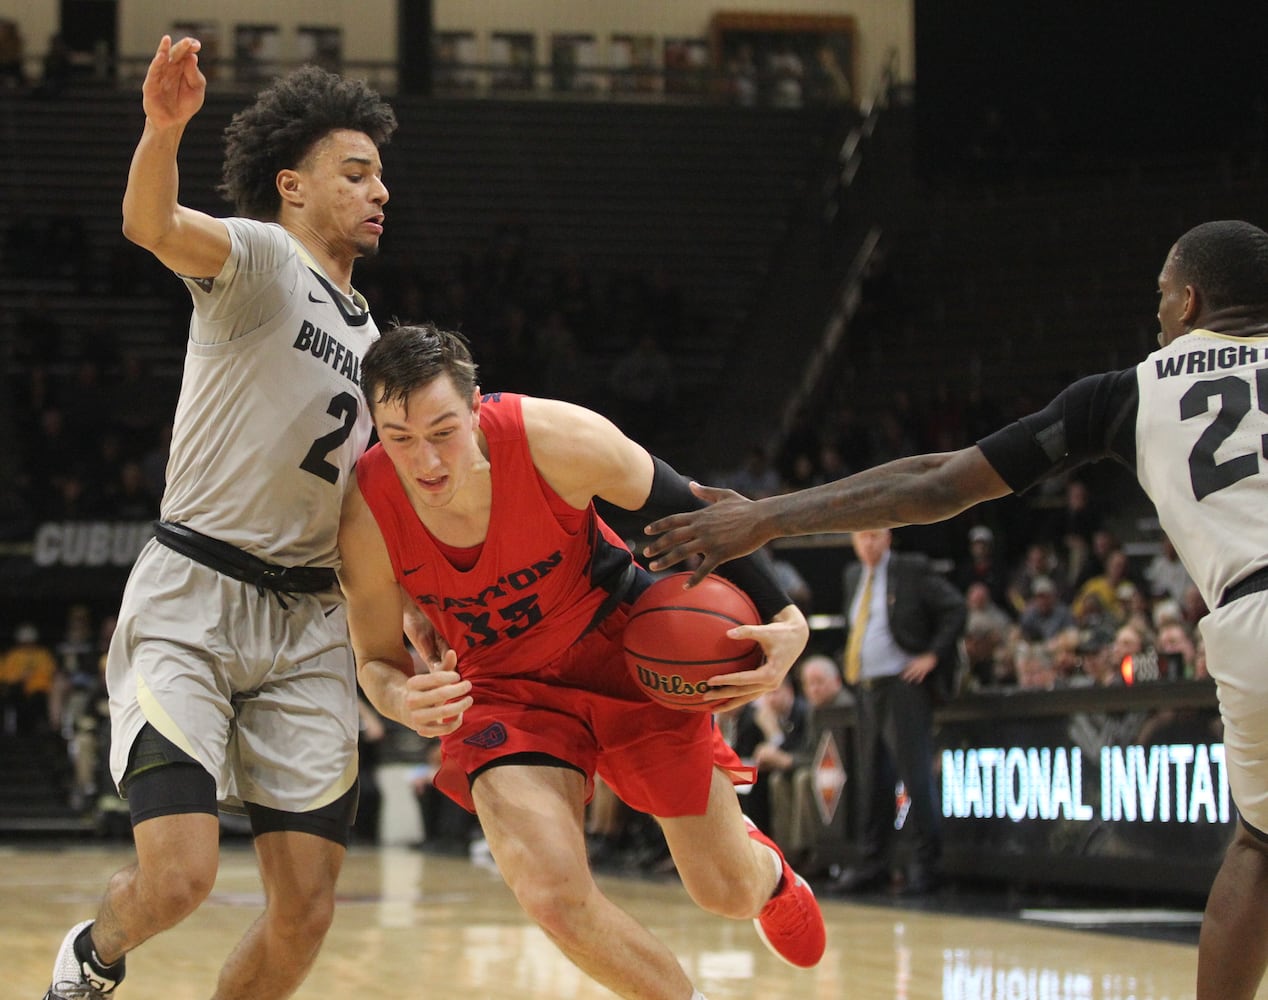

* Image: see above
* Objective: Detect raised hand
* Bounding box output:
[141,35,206,129]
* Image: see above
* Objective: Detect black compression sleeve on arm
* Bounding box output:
[639,457,792,620]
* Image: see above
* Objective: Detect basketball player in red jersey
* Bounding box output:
[339,324,826,998]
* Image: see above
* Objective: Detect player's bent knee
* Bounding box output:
[163,868,218,917]
[113,850,216,919]
[681,872,767,920]
[511,874,594,938]
[269,890,336,942]
[520,897,587,944]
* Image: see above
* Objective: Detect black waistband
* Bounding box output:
[1219,564,1268,608]
[154,521,337,595]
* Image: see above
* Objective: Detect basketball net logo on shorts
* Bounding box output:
[464,722,508,749]
[633,665,711,698]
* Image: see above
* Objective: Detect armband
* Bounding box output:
[637,456,792,621]
[638,456,708,517]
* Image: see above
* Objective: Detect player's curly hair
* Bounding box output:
[219,66,398,220]
[1172,220,1268,313]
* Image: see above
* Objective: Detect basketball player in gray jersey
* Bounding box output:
[42,35,396,1000]
[644,220,1268,1000]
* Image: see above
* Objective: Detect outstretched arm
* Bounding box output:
[121,35,231,278]
[643,445,1013,586]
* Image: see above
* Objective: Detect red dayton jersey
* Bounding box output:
[355,392,635,676]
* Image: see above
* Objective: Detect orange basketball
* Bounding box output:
[623,572,763,711]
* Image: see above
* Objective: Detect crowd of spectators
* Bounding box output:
[953,522,1207,693]
[0,606,118,818]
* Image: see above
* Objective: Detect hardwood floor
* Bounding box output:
[4,842,1224,999]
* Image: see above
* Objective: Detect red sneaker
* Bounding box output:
[745,818,826,968]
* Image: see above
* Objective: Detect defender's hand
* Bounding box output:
[643,483,767,586]
[142,35,206,128]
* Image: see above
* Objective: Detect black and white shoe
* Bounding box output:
[43,921,124,1000]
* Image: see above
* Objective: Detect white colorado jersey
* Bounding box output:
[159,218,378,567]
[1135,331,1268,606]
[979,329,1268,609]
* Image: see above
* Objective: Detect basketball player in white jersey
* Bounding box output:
[42,35,396,1000]
[644,219,1268,1000]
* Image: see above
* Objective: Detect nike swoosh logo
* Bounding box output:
[308,291,327,304]
[402,563,425,575]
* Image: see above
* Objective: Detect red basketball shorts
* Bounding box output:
[432,606,754,817]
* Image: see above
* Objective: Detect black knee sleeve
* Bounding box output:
[125,762,218,825]
[246,780,360,847]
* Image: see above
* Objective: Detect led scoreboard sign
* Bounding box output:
[933,682,1231,895]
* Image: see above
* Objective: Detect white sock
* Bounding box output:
[691,992,709,1000]
[760,842,783,886]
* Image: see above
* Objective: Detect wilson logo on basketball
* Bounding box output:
[634,664,712,697]
[622,573,762,712]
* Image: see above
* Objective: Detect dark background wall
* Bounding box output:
[915,1,1268,169]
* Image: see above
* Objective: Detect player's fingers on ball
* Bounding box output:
[707,671,751,688]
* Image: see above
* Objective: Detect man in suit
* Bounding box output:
[832,528,966,895]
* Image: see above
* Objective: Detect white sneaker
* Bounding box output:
[43,921,124,999]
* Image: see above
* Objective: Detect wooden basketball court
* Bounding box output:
[5,841,1235,999]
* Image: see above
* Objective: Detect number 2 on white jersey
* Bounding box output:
[301,391,360,484]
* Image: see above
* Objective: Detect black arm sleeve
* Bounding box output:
[636,457,793,620]
[977,368,1139,493]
